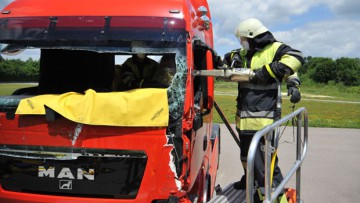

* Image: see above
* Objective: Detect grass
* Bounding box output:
[213,81,360,129]
[0,83,37,95]
[1,82,359,128]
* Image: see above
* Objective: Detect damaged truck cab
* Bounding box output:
[0,0,219,202]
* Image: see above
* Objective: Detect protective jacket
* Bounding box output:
[120,55,160,90]
[235,32,304,136]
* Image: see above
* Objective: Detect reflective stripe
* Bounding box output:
[285,72,298,80]
[236,117,274,131]
[239,82,278,90]
[287,51,303,58]
[265,64,276,78]
[238,109,274,118]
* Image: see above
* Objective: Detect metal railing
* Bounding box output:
[246,107,308,203]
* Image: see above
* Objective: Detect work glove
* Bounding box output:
[231,54,242,68]
[214,55,224,68]
[223,50,242,68]
[287,84,301,103]
[251,66,272,84]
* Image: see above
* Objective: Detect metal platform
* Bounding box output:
[209,183,246,203]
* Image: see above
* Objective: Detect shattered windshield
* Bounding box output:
[0,16,188,124]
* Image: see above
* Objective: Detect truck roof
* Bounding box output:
[1,0,185,18]
[1,0,214,47]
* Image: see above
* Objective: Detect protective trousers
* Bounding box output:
[238,131,284,188]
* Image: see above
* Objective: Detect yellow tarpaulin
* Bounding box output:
[15,89,169,127]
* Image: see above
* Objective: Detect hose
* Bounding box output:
[270,149,278,187]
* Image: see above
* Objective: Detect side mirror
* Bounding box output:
[1,44,25,56]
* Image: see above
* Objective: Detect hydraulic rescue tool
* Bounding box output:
[192,67,255,82]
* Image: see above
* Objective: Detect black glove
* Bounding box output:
[223,52,232,66]
[223,51,242,68]
[287,78,301,103]
[287,85,301,103]
[214,55,224,68]
[251,67,272,84]
[231,54,242,68]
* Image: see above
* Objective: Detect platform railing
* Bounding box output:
[246,107,308,203]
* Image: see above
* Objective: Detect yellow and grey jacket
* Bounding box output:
[235,33,304,135]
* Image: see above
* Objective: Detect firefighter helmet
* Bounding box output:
[234,18,268,39]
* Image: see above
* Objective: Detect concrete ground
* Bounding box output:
[214,125,360,203]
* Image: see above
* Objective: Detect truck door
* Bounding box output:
[188,41,214,188]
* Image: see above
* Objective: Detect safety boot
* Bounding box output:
[233,175,246,190]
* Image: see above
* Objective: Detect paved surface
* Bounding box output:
[214,125,360,203]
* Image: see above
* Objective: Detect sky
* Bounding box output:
[207,0,360,59]
[0,0,360,59]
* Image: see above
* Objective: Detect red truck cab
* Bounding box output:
[0,0,220,202]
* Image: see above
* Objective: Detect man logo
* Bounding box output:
[38,166,95,180]
[59,180,72,190]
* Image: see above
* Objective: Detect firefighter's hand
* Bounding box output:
[214,56,224,68]
[223,52,232,66]
[231,54,242,68]
[251,67,271,84]
[223,51,242,68]
[287,86,301,103]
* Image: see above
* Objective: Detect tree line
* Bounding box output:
[300,56,360,86]
[0,55,359,86]
[0,56,39,82]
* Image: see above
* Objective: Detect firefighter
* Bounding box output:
[223,18,304,199]
[119,53,162,90]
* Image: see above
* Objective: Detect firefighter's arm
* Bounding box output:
[121,61,142,89]
[121,71,137,88]
[252,45,304,84]
[213,49,244,82]
[252,45,304,103]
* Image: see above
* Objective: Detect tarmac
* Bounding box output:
[214,125,360,203]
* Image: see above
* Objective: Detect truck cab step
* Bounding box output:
[209,183,246,203]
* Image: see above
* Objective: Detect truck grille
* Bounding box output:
[0,145,147,198]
